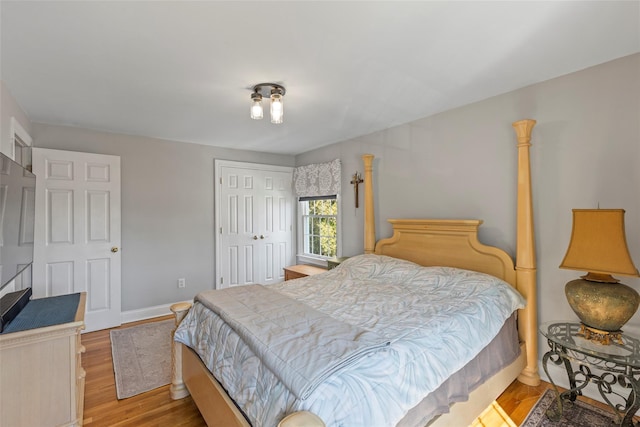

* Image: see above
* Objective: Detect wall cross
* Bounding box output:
[350,172,364,208]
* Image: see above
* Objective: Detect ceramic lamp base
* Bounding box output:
[565,278,640,333]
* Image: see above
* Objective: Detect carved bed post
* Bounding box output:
[170,302,192,399]
[512,119,541,386]
[363,154,376,254]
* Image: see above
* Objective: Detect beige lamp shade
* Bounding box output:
[560,209,639,278]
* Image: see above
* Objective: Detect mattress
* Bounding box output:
[175,254,524,427]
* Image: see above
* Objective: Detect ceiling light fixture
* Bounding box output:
[250,83,286,124]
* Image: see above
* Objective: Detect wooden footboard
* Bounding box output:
[182,343,251,427]
[171,302,251,426]
[170,303,325,427]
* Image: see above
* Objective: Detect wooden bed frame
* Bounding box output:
[170,119,541,427]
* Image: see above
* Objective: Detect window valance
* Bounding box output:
[293,159,341,197]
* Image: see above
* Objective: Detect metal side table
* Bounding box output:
[541,322,640,426]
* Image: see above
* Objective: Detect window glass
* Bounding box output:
[299,197,338,258]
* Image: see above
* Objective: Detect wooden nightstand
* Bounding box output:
[327,256,350,270]
[284,265,327,281]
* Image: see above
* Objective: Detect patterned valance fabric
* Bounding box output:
[293,159,341,197]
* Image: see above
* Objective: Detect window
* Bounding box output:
[299,195,338,259]
[10,117,32,170]
[293,159,342,264]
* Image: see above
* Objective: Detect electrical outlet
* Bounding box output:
[178,278,186,288]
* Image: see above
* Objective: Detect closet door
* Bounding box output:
[216,161,293,288]
[258,169,294,286]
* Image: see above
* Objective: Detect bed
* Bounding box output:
[170,119,541,427]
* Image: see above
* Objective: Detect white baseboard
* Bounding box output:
[120,300,192,324]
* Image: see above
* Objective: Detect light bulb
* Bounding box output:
[270,93,283,124]
[250,92,263,120]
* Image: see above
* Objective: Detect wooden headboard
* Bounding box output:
[375,219,517,286]
[360,119,540,387]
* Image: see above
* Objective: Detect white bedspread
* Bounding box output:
[174,254,525,427]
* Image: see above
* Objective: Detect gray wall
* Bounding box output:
[297,53,640,350]
[33,124,294,311]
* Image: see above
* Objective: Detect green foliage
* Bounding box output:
[303,199,337,257]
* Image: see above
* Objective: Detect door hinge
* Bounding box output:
[220,277,223,284]
[220,227,223,234]
[220,177,222,184]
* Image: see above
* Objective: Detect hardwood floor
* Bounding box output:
[496,379,554,425]
[80,316,626,426]
[82,316,206,426]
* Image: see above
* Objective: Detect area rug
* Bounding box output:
[521,388,621,426]
[110,319,174,399]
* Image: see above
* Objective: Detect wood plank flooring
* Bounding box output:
[80,316,626,426]
[496,379,554,425]
[82,316,206,426]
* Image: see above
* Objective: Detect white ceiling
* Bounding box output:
[1,1,639,155]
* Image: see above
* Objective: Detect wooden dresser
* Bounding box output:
[0,292,86,426]
[284,264,328,281]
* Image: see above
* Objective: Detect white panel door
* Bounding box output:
[216,161,293,288]
[219,166,258,287]
[33,148,121,332]
[259,169,294,286]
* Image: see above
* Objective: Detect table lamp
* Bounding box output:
[560,209,640,344]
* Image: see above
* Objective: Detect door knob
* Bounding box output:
[252,235,258,240]
[111,247,119,253]
[260,235,265,239]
